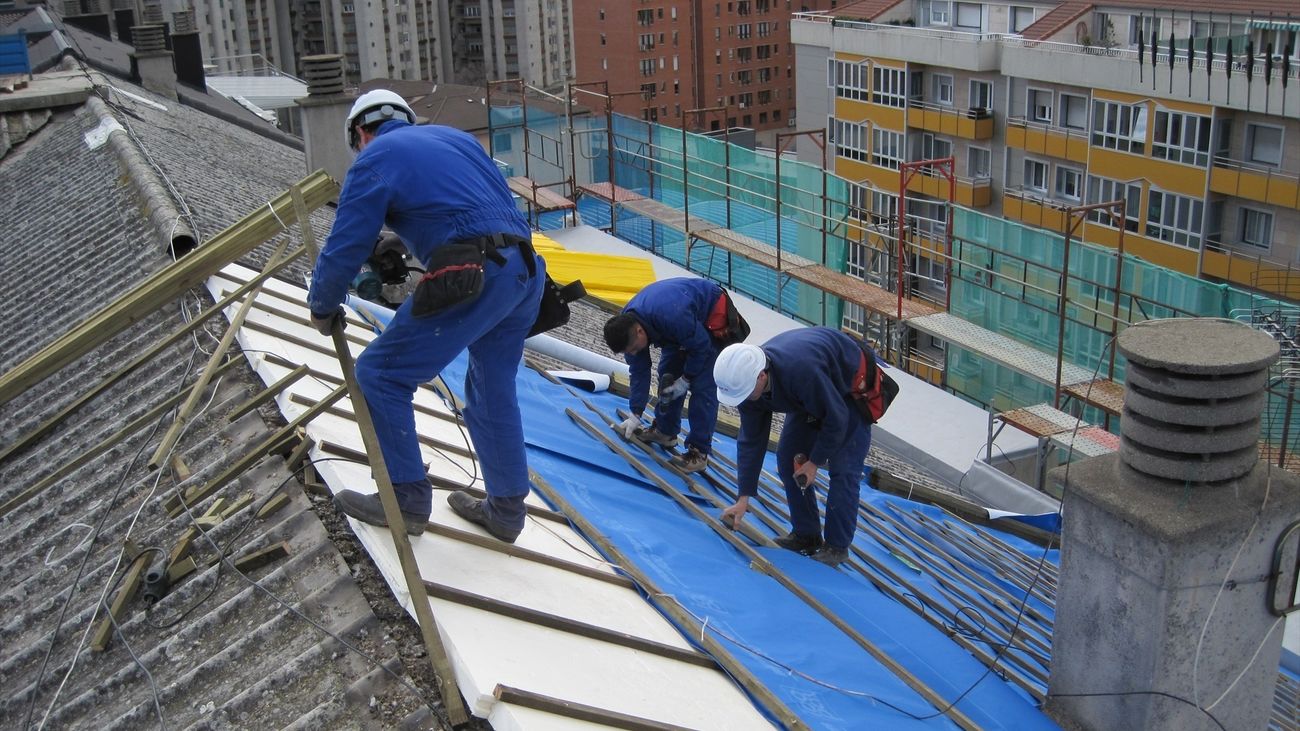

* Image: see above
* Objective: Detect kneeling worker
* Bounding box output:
[603,277,749,473]
[715,327,886,566]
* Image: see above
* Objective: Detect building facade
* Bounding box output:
[794,0,1300,301]
[573,0,835,132]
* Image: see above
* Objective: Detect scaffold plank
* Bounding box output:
[909,312,1095,387]
[508,176,575,211]
[577,181,645,203]
[1062,378,1125,417]
[998,403,1085,439]
[785,266,942,321]
[1049,426,1119,458]
[693,227,815,269]
[622,197,721,234]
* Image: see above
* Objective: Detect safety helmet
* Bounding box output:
[345,89,416,151]
[714,343,766,406]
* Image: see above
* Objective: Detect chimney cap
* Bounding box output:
[1119,319,1279,376]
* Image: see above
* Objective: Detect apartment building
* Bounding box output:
[451,0,573,89]
[793,0,1300,300]
[572,0,835,131]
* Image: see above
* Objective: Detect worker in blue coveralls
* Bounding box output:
[307,89,544,544]
[714,328,875,566]
[603,277,749,474]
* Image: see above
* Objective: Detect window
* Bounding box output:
[1011,6,1034,33]
[871,128,903,170]
[637,9,653,25]
[1086,176,1141,231]
[1059,94,1087,130]
[1240,208,1273,250]
[932,74,954,105]
[1091,100,1147,154]
[640,58,655,76]
[1023,159,1048,192]
[968,146,991,178]
[1028,89,1053,123]
[639,33,654,50]
[920,133,951,165]
[828,60,868,100]
[872,66,907,108]
[969,79,992,113]
[1151,110,1211,166]
[954,2,981,31]
[1128,15,1160,45]
[928,0,950,26]
[1246,124,1284,166]
[1055,167,1082,201]
[738,24,751,39]
[1146,189,1204,249]
[832,118,868,162]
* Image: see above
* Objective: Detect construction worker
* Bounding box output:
[603,277,749,473]
[308,88,544,544]
[714,327,879,566]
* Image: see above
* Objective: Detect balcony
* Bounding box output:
[1002,188,1071,232]
[792,13,1003,72]
[1006,117,1088,164]
[1209,157,1300,211]
[907,169,993,208]
[908,101,993,140]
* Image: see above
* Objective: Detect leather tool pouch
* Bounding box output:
[529,276,587,336]
[411,243,485,318]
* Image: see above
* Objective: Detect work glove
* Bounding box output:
[659,376,689,403]
[617,414,642,439]
[310,306,346,337]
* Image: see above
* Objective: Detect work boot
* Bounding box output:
[447,491,521,544]
[811,545,850,567]
[671,445,709,473]
[773,531,823,556]
[632,427,677,448]
[334,490,428,536]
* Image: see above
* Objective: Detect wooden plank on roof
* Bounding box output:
[507,176,576,211]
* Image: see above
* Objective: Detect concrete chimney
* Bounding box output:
[112,3,135,46]
[170,9,204,91]
[295,54,353,188]
[1047,318,1300,731]
[130,24,177,100]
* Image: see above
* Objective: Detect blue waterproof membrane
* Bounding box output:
[350,296,1061,728]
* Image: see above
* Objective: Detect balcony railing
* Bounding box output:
[906,167,993,207]
[1005,116,1089,164]
[1209,156,1300,211]
[1002,36,1300,84]
[908,100,994,140]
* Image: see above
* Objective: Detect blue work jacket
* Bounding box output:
[308,120,529,315]
[623,277,724,416]
[735,327,868,496]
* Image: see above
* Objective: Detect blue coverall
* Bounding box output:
[622,277,724,455]
[735,327,873,549]
[307,120,544,529]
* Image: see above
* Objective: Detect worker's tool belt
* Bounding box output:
[704,290,751,347]
[529,275,586,336]
[411,233,534,318]
[849,343,898,424]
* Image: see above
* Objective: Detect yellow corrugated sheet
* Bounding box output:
[531,232,654,307]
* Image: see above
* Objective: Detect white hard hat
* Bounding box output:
[345,89,416,150]
[714,343,766,407]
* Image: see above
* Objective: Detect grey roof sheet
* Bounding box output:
[0,69,440,730]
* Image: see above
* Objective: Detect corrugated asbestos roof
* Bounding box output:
[0,66,445,730]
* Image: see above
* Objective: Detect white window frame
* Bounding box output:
[1129,15,1160,46]
[871,66,907,108]
[1010,5,1034,33]
[1152,109,1211,166]
[929,0,950,26]
[1055,166,1083,201]
[1086,176,1141,231]
[969,79,993,113]
[1059,93,1087,130]
[1091,100,1147,154]
[1027,88,1053,124]
[871,128,904,170]
[1245,123,1284,167]
[953,2,981,31]
[870,188,898,226]
[1240,208,1274,250]
[968,146,991,179]
[831,118,868,162]
[1023,158,1048,192]
[1146,188,1204,249]
[933,74,954,106]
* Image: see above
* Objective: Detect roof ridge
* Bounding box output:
[86,91,198,257]
[1021,0,1096,42]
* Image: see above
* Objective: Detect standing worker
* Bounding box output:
[603,278,749,473]
[308,88,544,544]
[714,327,895,566]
